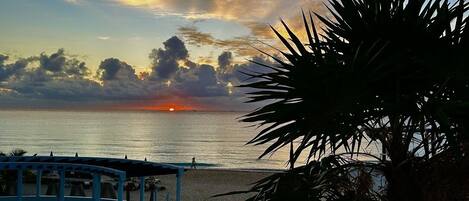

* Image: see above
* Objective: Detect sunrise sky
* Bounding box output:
[0,0,325,111]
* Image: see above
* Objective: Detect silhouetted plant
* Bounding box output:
[8,148,27,157]
[0,148,28,195]
[216,155,384,201]
[238,0,468,200]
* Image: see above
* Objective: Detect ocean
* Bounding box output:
[0,110,295,169]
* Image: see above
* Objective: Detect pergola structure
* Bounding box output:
[0,156,184,201]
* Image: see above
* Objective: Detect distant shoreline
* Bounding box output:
[0,107,250,113]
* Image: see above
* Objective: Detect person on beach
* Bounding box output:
[191,157,197,169]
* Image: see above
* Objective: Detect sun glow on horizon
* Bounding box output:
[131,102,197,112]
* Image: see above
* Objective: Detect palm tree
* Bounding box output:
[0,148,27,157]
[8,149,27,157]
[239,0,468,200]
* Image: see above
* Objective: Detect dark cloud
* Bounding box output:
[0,49,99,101]
[64,59,89,77]
[0,36,277,110]
[39,49,66,72]
[96,58,163,100]
[232,55,275,83]
[174,64,228,97]
[14,78,102,100]
[0,55,8,65]
[36,49,90,78]
[0,55,29,82]
[98,58,137,81]
[149,36,189,80]
[216,51,233,82]
[215,54,276,97]
[218,51,232,70]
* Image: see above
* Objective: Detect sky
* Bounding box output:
[0,0,325,111]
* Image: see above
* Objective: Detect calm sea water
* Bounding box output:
[0,110,295,169]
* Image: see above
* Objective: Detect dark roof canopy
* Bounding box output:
[0,156,182,177]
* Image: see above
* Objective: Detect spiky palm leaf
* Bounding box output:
[240,0,468,201]
[241,13,384,165]
[317,0,469,158]
[242,0,468,167]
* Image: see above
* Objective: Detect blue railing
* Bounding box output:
[0,158,184,201]
[0,162,126,201]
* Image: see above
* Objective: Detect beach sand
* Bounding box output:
[148,169,274,201]
[19,169,275,201]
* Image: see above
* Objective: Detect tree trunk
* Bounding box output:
[386,162,423,201]
[386,116,424,201]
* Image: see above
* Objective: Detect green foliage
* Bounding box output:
[237,0,468,200]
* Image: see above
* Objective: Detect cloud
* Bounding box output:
[149,36,189,80]
[177,26,214,46]
[2,50,99,100]
[64,59,89,77]
[98,58,137,81]
[117,0,321,22]
[64,0,80,5]
[172,64,227,97]
[119,0,327,51]
[0,54,29,82]
[196,56,215,65]
[97,36,111,40]
[36,49,89,77]
[244,22,275,40]
[39,49,66,72]
[0,55,8,65]
[217,51,233,80]
[218,51,233,69]
[0,36,278,110]
[97,58,152,100]
[178,26,260,57]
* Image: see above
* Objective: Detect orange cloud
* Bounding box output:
[117,0,280,21]
[118,0,329,58]
[178,26,261,57]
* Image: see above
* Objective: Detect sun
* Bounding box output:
[129,101,197,112]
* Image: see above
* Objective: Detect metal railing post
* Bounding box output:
[58,170,65,201]
[175,168,183,201]
[92,174,101,201]
[140,177,145,201]
[117,174,125,201]
[17,169,23,201]
[36,170,42,198]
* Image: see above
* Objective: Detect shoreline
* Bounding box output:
[169,162,287,173]
[183,167,284,173]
